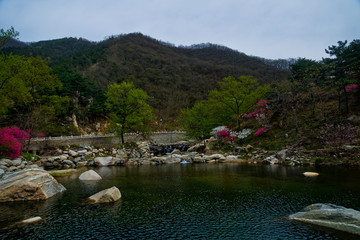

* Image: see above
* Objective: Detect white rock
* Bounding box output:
[226,155,238,161]
[77,150,87,155]
[303,172,319,177]
[171,154,184,159]
[21,216,42,224]
[205,154,225,160]
[69,150,77,157]
[12,159,22,166]
[59,154,69,160]
[263,155,279,165]
[79,170,102,180]
[87,186,121,204]
[0,169,5,177]
[94,157,115,166]
[276,149,287,160]
[0,159,13,166]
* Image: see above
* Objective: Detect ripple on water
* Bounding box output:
[1,164,360,239]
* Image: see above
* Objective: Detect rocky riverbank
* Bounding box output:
[1,139,359,177]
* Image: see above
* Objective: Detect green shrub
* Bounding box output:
[21,152,40,162]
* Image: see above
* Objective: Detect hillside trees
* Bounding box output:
[0,26,19,48]
[181,75,269,140]
[105,82,154,143]
[207,76,269,129]
[180,102,214,142]
[0,54,70,136]
[324,40,360,113]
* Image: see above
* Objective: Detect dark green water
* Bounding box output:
[1,164,360,239]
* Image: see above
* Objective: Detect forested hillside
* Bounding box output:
[1,33,288,132]
[1,29,359,159]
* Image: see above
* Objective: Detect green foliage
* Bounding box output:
[105,82,154,143]
[21,152,40,162]
[0,54,70,136]
[207,76,269,129]
[210,139,235,153]
[0,26,19,48]
[181,102,214,141]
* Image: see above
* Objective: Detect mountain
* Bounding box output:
[1,33,289,124]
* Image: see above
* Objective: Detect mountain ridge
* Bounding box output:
[1,32,289,125]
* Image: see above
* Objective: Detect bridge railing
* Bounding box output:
[31,131,186,142]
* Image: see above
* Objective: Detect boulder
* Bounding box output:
[205,154,226,161]
[68,150,77,157]
[276,149,287,161]
[0,169,66,202]
[21,216,42,224]
[12,159,23,166]
[0,159,13,167]
[262,155,279,165]
[193,156,205,163]
[76,161,87,168]
[94,157,115,166]
[59,154,69,161]
[0,169,4,177]
[187,143,206,153]
[289,203,360,235]
[225,155,238,161]
[79,170,102,180]
[303,172,319,177]
[63,160,75,168]
[87,186,121,204]
[77,150,87,155]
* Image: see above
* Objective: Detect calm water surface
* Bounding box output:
[1,164,360,239]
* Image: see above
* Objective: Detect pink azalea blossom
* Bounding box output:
[345,84,359,92]
[0,127,30,158]
[256,99,268,106]
[254,127,267,136]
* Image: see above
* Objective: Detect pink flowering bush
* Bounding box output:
[344,84,359,92]
[254,127,268,136]
[216,129,236,142]
[0,127,30,158]
[245,108,266,118]
[256,99,268,106]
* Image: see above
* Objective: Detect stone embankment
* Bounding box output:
[0,139,315,176]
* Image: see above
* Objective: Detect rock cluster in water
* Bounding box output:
[0,139,313,175]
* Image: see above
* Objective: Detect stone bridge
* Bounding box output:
[27,131,187,154]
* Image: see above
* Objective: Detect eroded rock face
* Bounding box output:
[79,170,102,180]
[0,169,66,202]
[87,186,121,204]
[289,203,360,235]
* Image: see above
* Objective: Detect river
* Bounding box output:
[1,164,360,239]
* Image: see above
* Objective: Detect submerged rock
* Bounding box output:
[21,216,42,224]
[0,169,66,202]
[79,170,102,180]
[87,186,121,204]
[289,203,360,235]
[303,172,319,177]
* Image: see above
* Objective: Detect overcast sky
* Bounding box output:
[1,0,359,60]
